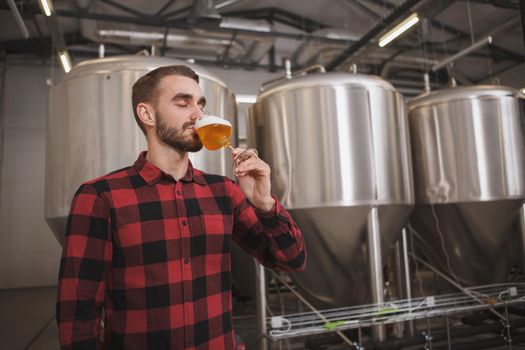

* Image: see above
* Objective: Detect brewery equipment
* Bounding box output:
[248,68,415,307]
[45,56,236,243]
[408,85,525,285]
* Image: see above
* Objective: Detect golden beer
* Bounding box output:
[195,116,233,150]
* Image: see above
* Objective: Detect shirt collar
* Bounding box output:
[134,151,206,186]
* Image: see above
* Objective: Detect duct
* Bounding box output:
[219,17,271,32]
[96,29,247,59]
[76,0,273,64]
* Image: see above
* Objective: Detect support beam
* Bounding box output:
[100,0,146,17]
[341,0,381,19]
[155,0,177,16]
[521,0,525,50]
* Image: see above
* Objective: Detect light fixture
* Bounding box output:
[58,50,72,73]
[235,95,257,104]
[379,13,420,48]
[521,88,525,95]
[38,0,54,17]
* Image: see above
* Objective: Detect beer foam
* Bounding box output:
[195,115,231,128]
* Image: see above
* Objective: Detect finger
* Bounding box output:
[231,148,245,158]
[236,158,268,175]
[234,159,258,177]
[235,150,259,167]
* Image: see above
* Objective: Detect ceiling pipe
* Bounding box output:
[96,29,247,59]
[7,0,29,39]
[432,36,492,71]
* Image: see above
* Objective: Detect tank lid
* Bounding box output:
[64,56,228,88]
[257,72,397,99]
[408,85,522,109]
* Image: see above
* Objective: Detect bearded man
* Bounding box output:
[56,65,306,350]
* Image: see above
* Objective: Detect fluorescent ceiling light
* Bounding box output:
[379,13,419,48]
[39,0,54,17]
[59,50,72,73]
[236,95,257,104]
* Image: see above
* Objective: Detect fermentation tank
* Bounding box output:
[45,56,236,243]
[408,85,525,285]
[248,70,415,306]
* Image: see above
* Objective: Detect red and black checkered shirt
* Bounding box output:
[57,151,306,350]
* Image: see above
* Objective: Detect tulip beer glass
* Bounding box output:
[195,115,257,171]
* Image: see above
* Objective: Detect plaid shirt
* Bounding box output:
[56,152,306,350]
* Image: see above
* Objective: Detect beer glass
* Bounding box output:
[195,115,258,172]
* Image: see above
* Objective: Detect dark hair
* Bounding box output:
[132,65,199,134]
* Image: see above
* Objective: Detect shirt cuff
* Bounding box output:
[253,196,289,227]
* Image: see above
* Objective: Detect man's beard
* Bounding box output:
[155,112,203,152]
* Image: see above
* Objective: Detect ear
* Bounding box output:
[136,102,156,129]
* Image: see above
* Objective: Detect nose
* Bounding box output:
[191,106,205,121]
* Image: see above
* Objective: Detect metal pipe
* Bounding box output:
[284,58,292,79]
[402,228,415,336]
[446,317,451,350]
[432,36,493,71]
[292,64,326,76]
[520,204,525,277]
[7,0,29,39]
[423,73,430,93]
[255,261,269,350]
[98,43,105,58]
[394,241,404,302]
[394,241,405,338]
[520,1,525,47]
[367,207,386,341]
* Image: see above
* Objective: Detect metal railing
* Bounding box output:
[267,283,525,341]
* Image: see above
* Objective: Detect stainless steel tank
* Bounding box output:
[407,85,525,285]
[45,56,236,244]
[248,71,415,307]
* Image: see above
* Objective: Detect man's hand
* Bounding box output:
[232,148,275,212]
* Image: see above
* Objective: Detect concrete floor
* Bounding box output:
[0,287,59,350]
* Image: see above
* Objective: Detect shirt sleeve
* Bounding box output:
[229,180,306,272]
[56,184,113,350]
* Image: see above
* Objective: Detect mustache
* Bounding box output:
[182,121,196,130]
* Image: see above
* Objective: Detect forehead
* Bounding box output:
[157,75,203,99]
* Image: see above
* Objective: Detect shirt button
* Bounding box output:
[182,220,187,226]
[184,257,190,264]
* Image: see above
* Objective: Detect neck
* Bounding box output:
[146,137,189,181]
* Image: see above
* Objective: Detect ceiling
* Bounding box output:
[1,0,524,95]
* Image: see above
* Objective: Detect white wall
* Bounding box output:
[207,66,281,95]
[0,61,62,289]
[207,66,282,142]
